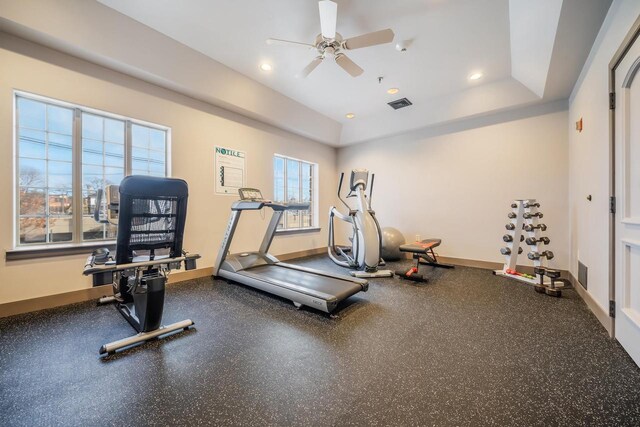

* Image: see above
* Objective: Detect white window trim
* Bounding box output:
[12,90,172,250]
[273,153,319,232]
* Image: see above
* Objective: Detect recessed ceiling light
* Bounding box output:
[345,113,355,119]
[387,88,400,95]
[469,72,483,81]
[260,63,273,72]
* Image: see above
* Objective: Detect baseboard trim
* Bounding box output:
[567,271,613,337]
[0,248,326,318]
[0,247,615,336]
[277,247,326,261]
[430,256,548,276]
[437,256,503,271]
[168,267,213,284]
[0,285,114,318]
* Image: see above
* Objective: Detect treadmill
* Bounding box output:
[213,188,368,313]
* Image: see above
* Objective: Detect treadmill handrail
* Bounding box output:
[231,200,310,211]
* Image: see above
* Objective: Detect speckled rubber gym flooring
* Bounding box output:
[1,255,639,426]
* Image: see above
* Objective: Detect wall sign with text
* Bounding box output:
[214,146,246,195]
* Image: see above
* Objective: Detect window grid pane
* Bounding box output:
[81,113,125,241]
[15,94,170,247]
[17,97,74,245]
[274,155,314,230]
[131,124,166,177]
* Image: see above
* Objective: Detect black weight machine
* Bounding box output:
[83,176,199,355]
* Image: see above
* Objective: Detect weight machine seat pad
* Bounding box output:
[400,239,442,254]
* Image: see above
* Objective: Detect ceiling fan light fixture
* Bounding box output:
[387,88,399,95]
[469,72,483,81]
[260,63,273,72]
[345,113,355,119]
[267,1,394,78]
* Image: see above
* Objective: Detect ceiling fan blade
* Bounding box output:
[318,0,337,39]
[300,56,324,78]
[335,54,363,77]
[343,29,395,50]
[266,38,315,49]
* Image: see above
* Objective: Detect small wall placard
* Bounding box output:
[215,146,246,196]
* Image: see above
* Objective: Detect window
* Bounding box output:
[15,93,168,247]
[273,154,316,230]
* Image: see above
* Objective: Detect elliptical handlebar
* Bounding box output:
[368,173,375,210]
[337,172,351,210]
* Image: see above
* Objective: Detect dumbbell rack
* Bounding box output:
[494,199,552,286]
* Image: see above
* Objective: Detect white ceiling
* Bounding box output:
[99,0,513,127]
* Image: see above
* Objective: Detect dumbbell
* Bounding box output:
[511,203,518,209]
[524,223,547,232]
[543,269,562,297]
[503,234,524,243]
[523,212,543,219]
[501,247,523,256]
[528,250,554,261]
[534,266,546,276]
[524,202,540,208]
[545,269,561,279]
[533,267,562,297]
[508,212,517,219]
[525,236,550,245]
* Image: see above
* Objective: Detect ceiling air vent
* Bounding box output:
[388,98,413,110]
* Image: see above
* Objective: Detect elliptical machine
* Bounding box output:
[328,169,393,278]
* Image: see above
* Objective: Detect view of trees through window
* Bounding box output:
[274,155,314,230]
[16,95,167,246]
[18,97,74,244]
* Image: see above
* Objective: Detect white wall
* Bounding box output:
[337,107,570,269]
[0,34,337,305]
[568,0,640,314]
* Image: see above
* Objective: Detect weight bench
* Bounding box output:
[396,238,454,282]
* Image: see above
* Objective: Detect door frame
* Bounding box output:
[608,15,640,339]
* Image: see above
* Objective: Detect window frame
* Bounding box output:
[273,153,319,232]
[13,91,171,250]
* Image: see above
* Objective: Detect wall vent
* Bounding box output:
[578,261,588,290]
[388,98,413,110]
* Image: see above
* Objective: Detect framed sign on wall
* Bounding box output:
[214,146,246,196]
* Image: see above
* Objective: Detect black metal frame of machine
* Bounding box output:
[83,176,199,355]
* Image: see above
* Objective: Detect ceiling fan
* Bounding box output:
[266,0,395,78]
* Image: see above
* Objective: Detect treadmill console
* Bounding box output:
[238,188,264,201]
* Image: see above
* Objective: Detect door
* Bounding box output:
[614,35,640,367]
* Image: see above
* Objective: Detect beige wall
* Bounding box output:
[568,0,640,313]
[0,0,341,145]
[0,35,336,305]
[0,30,574,307]
[338,108,570,269]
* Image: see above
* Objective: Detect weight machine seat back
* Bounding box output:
[115,176,189,265]
[400,239,442,254]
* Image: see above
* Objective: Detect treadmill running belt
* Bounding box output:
[247,264,363,301]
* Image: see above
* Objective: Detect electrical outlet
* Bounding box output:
[415,234,421,242]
